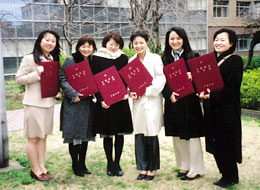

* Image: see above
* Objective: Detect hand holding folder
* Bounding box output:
[95,66,128,106]
[119,57,153,97]
[163,58,195,99]
[187,52,224,94]
[64,60,99,98]
[40,61,60,98]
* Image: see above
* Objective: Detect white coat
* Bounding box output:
[129,50,166,136]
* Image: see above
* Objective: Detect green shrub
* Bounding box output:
[122,48,136,58]
[241,68,260,110]
[242,55,260,69]
[18,84,25,92]
[59,53,68,68]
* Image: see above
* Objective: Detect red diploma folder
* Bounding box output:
[187,52,224,93]
[119,57,153,96]
[94,66,128,106]
[64,60,99,98]
[163,58,195,99]
[40,61,59,98]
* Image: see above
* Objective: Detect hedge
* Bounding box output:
[241,68,260,110]
[122,48,136,58]
[242,55,260,69]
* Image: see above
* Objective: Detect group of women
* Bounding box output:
[15,26,243,188]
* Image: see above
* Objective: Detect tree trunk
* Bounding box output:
[151,0,162,53]
[0,23,9,168]
[244,31,260,69]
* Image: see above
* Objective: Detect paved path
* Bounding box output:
[6,104,61,132]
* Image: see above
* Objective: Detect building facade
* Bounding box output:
[1,0,207,76]
[208,0,260,55]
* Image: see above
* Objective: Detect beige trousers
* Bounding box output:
[173,137,205,176]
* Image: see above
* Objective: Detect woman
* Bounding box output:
[16,30,61,181]
[161,27,205,180]
[59,35,97,177]
[129,30,166,181]
[90,32,133,177]
[199,28,243,188]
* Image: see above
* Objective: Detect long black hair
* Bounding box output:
[32,30,61,64]
[162,26,194,63]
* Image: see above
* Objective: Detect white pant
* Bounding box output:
[173,137,205,177]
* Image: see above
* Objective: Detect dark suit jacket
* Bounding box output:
[204,52,243,163]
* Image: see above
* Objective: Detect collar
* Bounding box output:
[94,47,124,59]
[171,49,183,61]
[40,54,53,62]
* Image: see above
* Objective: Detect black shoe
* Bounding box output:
[115,164,123,177]
[72,163,85,177]
[80,163,92,175]
[116,169,123,177]
[213,178,239,188]
[82,167,92,175]
[137,174,147,180]
[106,162,115,177]
[180,174,200,181]
[145,175,154,181]
[177,171,188,178]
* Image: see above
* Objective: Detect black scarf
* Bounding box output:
[214,48,234,63]
[72,51,85,63]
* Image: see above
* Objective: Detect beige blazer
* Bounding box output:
[15,54,56,108]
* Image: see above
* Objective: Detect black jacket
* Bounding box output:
[203,50,243,163]
[162,52,205,139]
[89,54,133,135]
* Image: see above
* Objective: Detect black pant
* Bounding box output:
[135,134,160,171]
[214,144,239,182]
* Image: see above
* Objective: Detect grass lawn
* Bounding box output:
[4,78,24,110]
[0,119,260,190]
[2,79,260,189]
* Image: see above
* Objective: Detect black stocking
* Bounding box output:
[103,137,113,168]
[114,135,124,168]
[79,142,88,168]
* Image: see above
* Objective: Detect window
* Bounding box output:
[17,22,33,38]
[236,1,251,17]
[3,57,22,74]
[213,0,229,17]
[187,0,206,10]
[254,1,260,14]
[237,34,251,51]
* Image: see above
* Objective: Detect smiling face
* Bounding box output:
[79,42,94,59]
[213,32,233,56]
[169,31,184,52]
[132,36,148,56]
[106,38,120,53]
[40,32,57,56]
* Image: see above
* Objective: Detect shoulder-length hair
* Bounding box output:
[73,35,97,63]
[102,31,124,49]
[75,34,97,52]
[32,30,61,64]
[213,28,238,54]
[162,26,194,61]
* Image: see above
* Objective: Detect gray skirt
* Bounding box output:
[24,105,54,138]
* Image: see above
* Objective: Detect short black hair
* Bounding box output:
[102,31,124,49]
[213,28,238,53]
[130,30,149,42]
[76,34,97,52]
